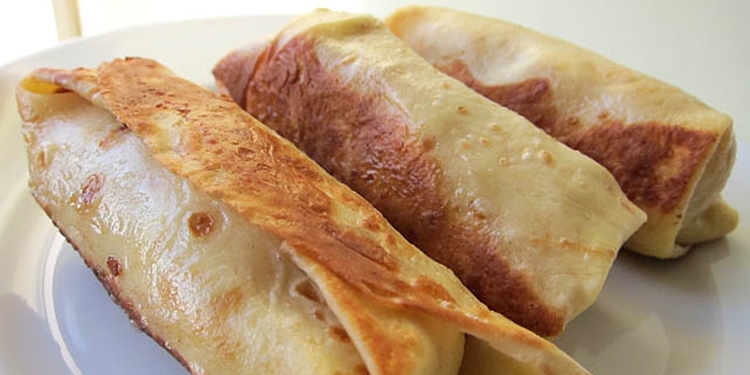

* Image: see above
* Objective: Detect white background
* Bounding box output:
[1,0,748,140]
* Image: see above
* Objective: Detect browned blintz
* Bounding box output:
[386,5,739,259]
[214,10,645,337]
[18,58,593,375]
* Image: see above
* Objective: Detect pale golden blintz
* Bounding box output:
[213,9,645,338]
[386,5,738,259]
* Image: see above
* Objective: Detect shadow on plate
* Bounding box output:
[557,238,732,375]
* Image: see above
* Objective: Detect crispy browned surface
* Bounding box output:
[562,122,717,212]
[439,60,718,215]
[221,36,564,336]
[96,58,424,310]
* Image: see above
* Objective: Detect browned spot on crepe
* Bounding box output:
[414,276,456,304]
[106,256,122,277]
[329,325,352,343]
[438,60,572,137]
[295,279,325,304]
[230,36,563,336]
[188,212,216,238]
[562,122,716,212]
[35,150,48,168]
[314,309,326,321]
[213,286,246,316]
[74,174,104,211]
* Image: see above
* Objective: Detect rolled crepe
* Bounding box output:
[18,69,462,375]
[18,58,591,374]
[386,5,739,259]
[213,10,646,337]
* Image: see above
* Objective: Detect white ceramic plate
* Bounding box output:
[0,15,747,375]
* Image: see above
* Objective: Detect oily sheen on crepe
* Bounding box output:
[213,10,646,337]
[18,58,591,375]
[386,5,739,259]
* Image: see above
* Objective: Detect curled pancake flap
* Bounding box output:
[17,80,368,375]
[20,66,464,375]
